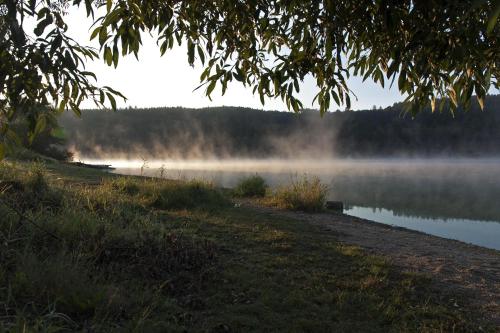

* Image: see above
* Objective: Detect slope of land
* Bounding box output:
[0,160,498,332]
[240,200,500,326]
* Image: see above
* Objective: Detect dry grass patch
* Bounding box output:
[270,175,328,212]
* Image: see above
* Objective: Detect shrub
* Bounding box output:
[151,180,229,210]
[0,162,62,211]
[233,175,267,197]
[107,177,141,195]
[26,162,48,194]
[273,175,328,212]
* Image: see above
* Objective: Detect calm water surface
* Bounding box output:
[87,158,500,250]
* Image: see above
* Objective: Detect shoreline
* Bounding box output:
[239,199,500,325]
[106,165,500,321]
[2,160,497,330]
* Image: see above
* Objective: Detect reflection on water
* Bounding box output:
[345,206,500,250]
[86,158,500,250]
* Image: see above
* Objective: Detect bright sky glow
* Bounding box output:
[66,9,405,111]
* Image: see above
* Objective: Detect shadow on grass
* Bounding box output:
[0,161,491,332]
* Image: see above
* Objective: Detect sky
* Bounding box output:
[65,9,405,111]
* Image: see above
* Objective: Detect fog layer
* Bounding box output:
[60,96,500,160]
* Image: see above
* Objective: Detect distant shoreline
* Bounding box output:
[76,156,500,172]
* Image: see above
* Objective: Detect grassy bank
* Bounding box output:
[0,160,491,332]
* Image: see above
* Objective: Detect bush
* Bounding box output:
[233,175,267,197]
[0,162,62,211]
[273,175,328,212]
[107,177,141,196]
[26,162,48,194]
[151,180,229,210]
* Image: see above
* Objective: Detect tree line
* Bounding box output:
[58,94,500,159]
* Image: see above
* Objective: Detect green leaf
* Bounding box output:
[104,47,113,66]
[448,88,458,107]
[477,95,485,110]
[325,36,333,59]
[398,71,406,91]
[160,40,169,56]
[291,98,299,112]
[234,70,244,82]
[99,28,108,46]
[206,80,216,96]
[81,71,97,80]
[50,34,62,54]
[90,27,100,40]
[34,116,47,136]
[58,100,67,113]
[197,45,205,65]
[71,104,82,117]
[293,78,300,93]
[84,0,93,16]
[331,90,340,106]
[107,92,117,110]
[113,45,119,67]
[187,40,195,65]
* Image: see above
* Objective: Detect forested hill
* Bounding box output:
[60,95,500,159]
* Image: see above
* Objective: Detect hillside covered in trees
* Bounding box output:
[60,95,500,159]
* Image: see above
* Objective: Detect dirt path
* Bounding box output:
[239,200,500,326]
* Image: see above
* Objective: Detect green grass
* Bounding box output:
[233,175,267,197]
[0,160,492,332]
[269,175,328,212]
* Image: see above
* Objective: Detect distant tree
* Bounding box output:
[58,95,500,159]
[1,0,499,158]
[10,107,72,160]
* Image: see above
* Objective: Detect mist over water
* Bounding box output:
[63,101,500,250]
[80,157,500,250]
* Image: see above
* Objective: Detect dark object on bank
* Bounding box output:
[326,201,343,212]
[70,162,115,170]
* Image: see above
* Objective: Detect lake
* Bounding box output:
[83,158,500,250]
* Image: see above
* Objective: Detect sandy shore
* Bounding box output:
[240,200,500,326]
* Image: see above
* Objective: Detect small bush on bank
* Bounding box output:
[0,162,63,210]
[150,180,230,211]
[272,175,328,212]
[233,175,267,197]
[26,162,48,194]
[107,176,141,195]
[98,177,230,212]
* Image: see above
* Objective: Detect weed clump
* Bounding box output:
[151,180,229,210]
[26,162,49,193]
[233,175,267,197]
[107,177,141,195]
[272,175,328,212]
[1,162,62,210]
